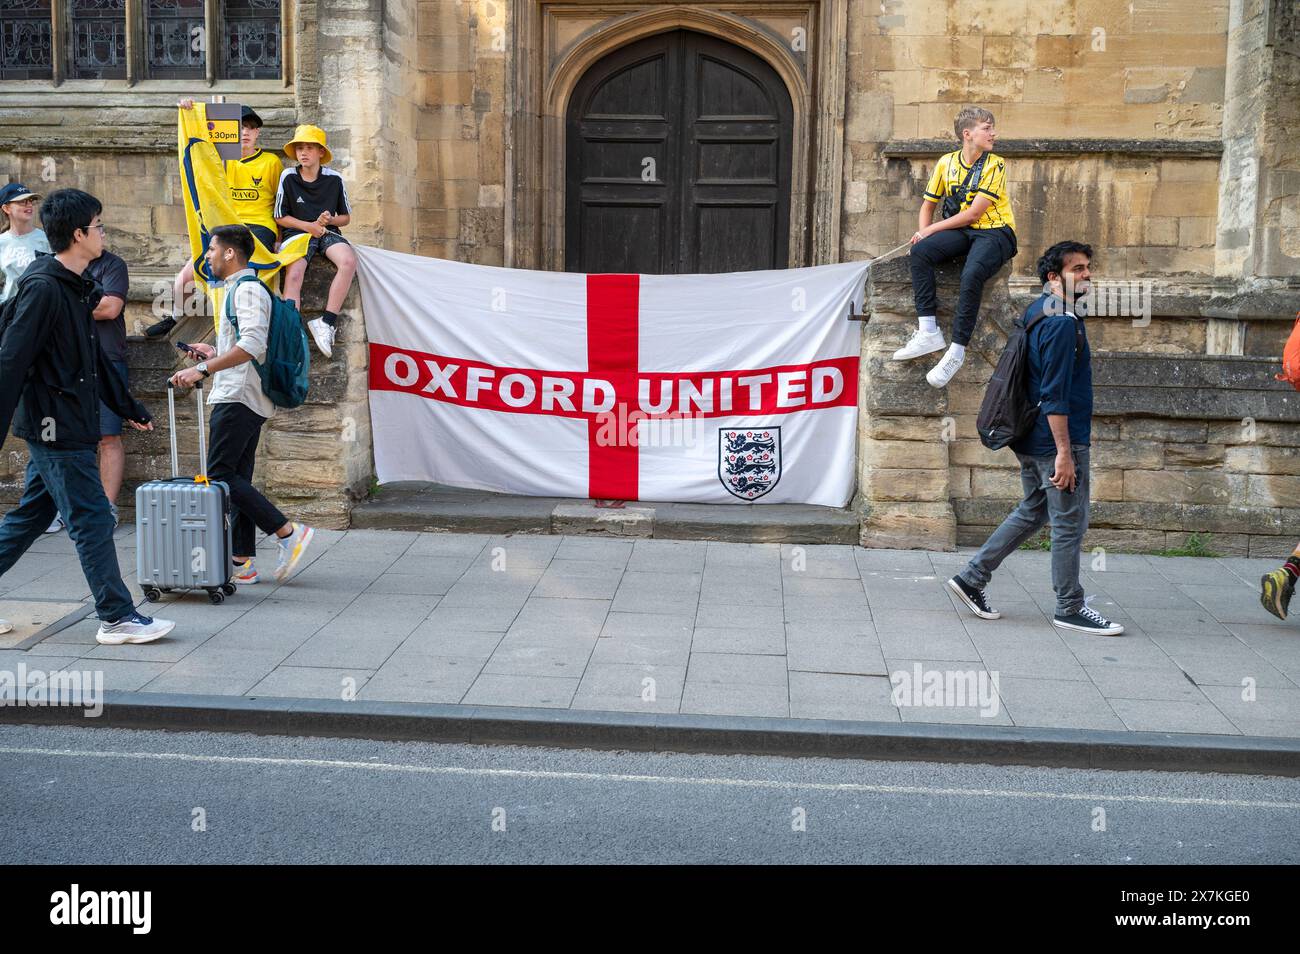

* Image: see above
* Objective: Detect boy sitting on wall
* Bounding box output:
[894,105,1018,389]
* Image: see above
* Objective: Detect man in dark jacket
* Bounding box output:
[945,240,1123,637]
[0,189,174,644]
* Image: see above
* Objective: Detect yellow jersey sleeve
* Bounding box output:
[923,154,949,203]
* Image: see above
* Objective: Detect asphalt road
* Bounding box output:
[2,723,1298,864]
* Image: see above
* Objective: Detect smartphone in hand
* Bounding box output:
[176,341,199,357]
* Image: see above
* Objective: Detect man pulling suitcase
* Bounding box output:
[169,224,314,586]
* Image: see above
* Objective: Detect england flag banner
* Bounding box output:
[354,247,869,507]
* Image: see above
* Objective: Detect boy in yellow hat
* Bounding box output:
[274,124,355,358]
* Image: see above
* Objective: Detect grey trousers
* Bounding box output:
[958,445,1090,617]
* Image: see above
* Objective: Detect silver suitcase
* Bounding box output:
[136,381,235,605]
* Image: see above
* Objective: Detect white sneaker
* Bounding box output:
[232,559,260,585]
[44,515,65,534]
[96,611,176,645]
[0,619,11,636]
[926,345,966,388]
[892,328,946,361]
[274,522,315,582]
[307,317,336,358]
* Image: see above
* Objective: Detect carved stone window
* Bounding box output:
[0,0,287,84]
[0,0,54,79]
[71,0,127,79]
[222,0,280,80]
[146,0,204,78]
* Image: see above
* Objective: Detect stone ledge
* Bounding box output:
[955,498,1300,537]
[881,139,1224,159]
[1094,355,1297,421]
[869,255,1300,320]
[350,482,860,544]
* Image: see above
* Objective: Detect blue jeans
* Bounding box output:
[958,445,1090,617]
[0,441,134,622]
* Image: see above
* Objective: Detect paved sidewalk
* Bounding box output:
[1,528,1298,739]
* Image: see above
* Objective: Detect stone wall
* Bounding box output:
[415,0,507,264]
[858,256,1300,556]
[1216,0,1300,279]
[843,0,1231,278]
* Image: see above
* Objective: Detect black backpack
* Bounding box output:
[976,309,1082,450]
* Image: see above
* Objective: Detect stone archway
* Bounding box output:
[506,1,848,272]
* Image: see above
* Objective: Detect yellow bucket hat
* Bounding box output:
[284,124,333,164]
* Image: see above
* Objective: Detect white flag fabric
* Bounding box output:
[354,246,868,506]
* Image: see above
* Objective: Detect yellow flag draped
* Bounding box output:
[177,105,309,327]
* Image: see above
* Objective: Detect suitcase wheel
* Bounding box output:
[208,589,225,605]
[144,587,162,603]
[221,582,237,597]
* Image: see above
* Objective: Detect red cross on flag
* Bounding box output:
[355,247,868,507]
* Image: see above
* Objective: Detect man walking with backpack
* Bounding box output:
[170,224,314,585]
[946,240,1123,637]
[0,189,174,644]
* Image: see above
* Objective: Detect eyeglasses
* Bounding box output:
[82,223,107,234]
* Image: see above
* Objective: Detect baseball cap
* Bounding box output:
[240,105,264,128]
[0,183,40,206]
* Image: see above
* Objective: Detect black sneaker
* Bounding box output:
[1054,604,1124,636]
[143,316,177,338]
[947,575,1001,620]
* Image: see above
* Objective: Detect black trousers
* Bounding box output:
[910,226,1017,346]
[206,401,287,558]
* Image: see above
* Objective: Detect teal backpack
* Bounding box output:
[223,274,311,409]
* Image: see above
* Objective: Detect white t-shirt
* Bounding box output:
[0,228,52,303]
[208,269,276,419]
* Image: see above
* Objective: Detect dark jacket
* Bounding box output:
[1010,292,1092,457]
[0,254,150,450]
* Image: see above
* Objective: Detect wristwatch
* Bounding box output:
[196,362,211,378]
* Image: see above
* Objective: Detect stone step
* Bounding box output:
[349,482,860,544]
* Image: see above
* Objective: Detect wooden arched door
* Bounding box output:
[565,29,794,274]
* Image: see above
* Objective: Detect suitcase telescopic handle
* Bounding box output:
[166,379,207,481]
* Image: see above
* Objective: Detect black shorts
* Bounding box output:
[246,224,277,250]
[304,231,350,266]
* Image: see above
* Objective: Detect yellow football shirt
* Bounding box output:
[226,149,284,235]
[923,150,1015,232]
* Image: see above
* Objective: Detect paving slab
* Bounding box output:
[1109,698,1243,735]
[463,673,580,708]
[572,662,686,713]
[365,655,486,701]
[788,671,898,721]
[249,667,374,701]
[993,676,1127,731]
[785,625,886,676]
[691,626,786,656]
